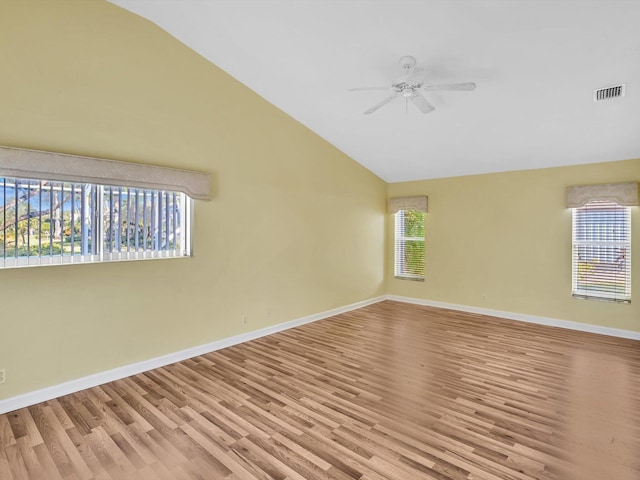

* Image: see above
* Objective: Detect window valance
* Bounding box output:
[566,182,638,208]
[0,145,211,201]
[388,195,428,214]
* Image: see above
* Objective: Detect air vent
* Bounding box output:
[594,84,625,102]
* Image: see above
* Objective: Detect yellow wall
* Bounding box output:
[387,159,640,332]
[0,1,386,399]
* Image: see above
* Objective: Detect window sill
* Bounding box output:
[572,293,630,304]
[0,251,190,269]
[395,275,425,282]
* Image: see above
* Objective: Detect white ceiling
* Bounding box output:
[109,0,640,182]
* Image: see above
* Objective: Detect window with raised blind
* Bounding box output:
[572,201,631,303]
[0,176,191,269]
[394,209,425,280]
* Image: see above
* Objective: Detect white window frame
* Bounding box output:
[571,201,631,303]
[394,209,425,281]
[1,177,192,269]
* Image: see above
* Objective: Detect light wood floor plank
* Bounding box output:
[2,301,639,479]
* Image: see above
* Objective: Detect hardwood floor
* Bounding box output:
[1,300,639,480]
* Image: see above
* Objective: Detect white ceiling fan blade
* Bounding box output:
[348,86,390,91]
[423,82,476,91]
[363,93,400,114]
[409,93,435,114]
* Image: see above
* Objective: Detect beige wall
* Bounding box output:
[0,1,386,399]
[387,159,640,332]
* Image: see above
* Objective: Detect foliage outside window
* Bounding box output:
[572,201,631,303]
[394,209,425,280]
[0,176,191,268]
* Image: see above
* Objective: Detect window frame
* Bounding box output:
[0,176,192,269]
[394,209,426,281]
[571,201,631,303]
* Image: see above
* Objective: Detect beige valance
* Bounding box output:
[566,182,638,208]
[0,145,211,201]
[388,195,428,214]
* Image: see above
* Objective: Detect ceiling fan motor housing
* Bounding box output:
[399,55,417,70]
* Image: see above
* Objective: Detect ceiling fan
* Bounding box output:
[349,56,476,115]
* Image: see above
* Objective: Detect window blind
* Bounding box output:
[0,146,205,269]
[0,177,190,269]
[394,209,425,280]
[572,201,631,303]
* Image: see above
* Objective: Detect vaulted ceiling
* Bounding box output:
[109,1,640,182]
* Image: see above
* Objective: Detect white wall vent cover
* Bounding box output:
[594,84,626,102]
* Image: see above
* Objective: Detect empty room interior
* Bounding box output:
[1,1,639,479]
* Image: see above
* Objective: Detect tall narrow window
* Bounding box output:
[572,201,631,303]
[394,209,425,280]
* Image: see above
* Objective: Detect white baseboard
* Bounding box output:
[0,296,386,415]
[4,294,636,414]
[386,294,640,341]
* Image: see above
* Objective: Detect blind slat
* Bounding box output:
[572,201,631,303]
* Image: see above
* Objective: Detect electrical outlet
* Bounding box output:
[242,315,247,325]
[482,294,487,301]
[0,368,5,384]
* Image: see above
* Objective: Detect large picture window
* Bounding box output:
[394,209,425,280]
[0,176,191,268]
[0,145,211,268]
[572,201,631,303]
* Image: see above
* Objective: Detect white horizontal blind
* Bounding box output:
[0,176,191,268]
[394,209,425,280]
[572,201,631,303]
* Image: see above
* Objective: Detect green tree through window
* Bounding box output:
[0,177,191,268]
[394,209,425,280]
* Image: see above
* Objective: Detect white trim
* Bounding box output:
[0,296,385,414]
[386,294,640,341]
